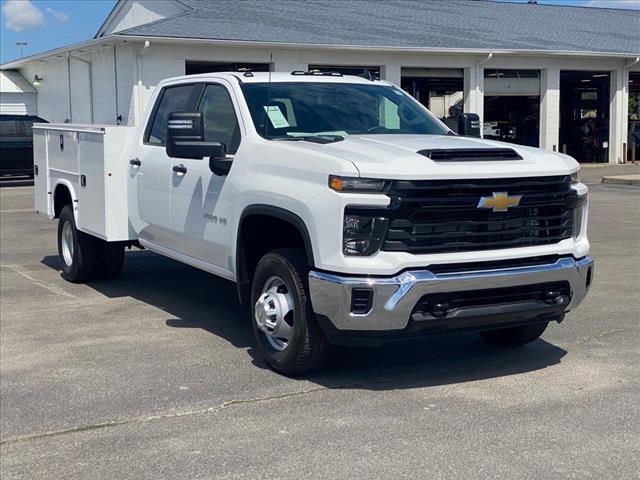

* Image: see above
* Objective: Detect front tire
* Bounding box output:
[57,205,99,283]
[479,321,549,345]
[251,249,329,375]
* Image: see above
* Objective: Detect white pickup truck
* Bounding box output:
[34,71,593,375]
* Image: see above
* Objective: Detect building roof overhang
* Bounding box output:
[2,33,639,71]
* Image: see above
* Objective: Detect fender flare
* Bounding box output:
[235,204,315,303]
[52,179,78,223]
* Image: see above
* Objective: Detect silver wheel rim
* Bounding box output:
[61,221,74,267]
[254,276,295,351]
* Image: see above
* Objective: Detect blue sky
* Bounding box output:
[1,0,639,64]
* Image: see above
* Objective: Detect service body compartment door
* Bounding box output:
[76,131,106,239]
[33,128,50,216]
[48,130,79,174]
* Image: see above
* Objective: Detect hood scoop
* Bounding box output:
[417,148,523,162]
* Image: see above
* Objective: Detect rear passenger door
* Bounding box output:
[168,81,241,268]
[131,83,197,246]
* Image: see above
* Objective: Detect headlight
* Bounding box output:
[572,193,587,240]
[343,214,389,256]
[570,170,580,185]
[329,175,388,193]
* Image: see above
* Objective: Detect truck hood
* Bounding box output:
[294,135,578,180]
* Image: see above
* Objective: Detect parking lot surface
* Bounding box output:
[1,182,639,479]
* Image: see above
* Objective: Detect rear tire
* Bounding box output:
[251,248,329,376]
[57,205,99,283]
[96,242,125,280]
[479,321,549,345]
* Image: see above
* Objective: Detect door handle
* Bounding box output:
[129,158,141,167]
[172,164,187,175]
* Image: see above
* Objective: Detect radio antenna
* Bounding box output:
[265,52,273,138]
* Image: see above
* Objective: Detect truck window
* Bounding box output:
[146,85,194,145]
[197,84,240,154]
[0,119,17,137]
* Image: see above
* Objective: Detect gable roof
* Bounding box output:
[114,0,640,55]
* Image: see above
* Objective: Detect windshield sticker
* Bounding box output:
[263,106,290,128]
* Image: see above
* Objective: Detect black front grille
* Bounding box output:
[412,281,571,317]
[382,175,576,254]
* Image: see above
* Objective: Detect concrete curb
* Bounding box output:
[601,175,640,186]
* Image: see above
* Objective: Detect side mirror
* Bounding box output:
[210,154,232,176]
[166,112,225,160]
[458,113,481,138]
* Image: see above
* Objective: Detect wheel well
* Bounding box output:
[237,210,314,303]
[53,184,72,218]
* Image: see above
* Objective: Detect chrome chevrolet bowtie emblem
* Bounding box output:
[477,192,522,212]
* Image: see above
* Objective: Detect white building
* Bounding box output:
[1,0,639,163]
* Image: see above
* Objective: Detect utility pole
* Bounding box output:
[16,42,27,58]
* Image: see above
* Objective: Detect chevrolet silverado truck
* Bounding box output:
[33,72,593,375]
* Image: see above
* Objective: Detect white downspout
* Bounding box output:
[135,41,150,126]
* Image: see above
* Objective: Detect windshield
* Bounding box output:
[240,82,449,139]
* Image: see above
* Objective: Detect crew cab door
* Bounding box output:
[131,83,198,245]
[168,81,241,267]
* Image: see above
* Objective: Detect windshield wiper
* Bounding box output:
[273,135,344,144]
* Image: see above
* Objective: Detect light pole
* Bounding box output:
[16,42,27,58]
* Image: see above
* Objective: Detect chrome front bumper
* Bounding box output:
[308,256,594,332]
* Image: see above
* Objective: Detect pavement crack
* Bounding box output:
[0,386,328,446]
[1,263,78,300]
[221,386,327,408]
[567,328,635,348]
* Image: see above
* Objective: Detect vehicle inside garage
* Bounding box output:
[560,71,610,163]
[401,68,464,131]
[628,72,640,163]
[483,70,540,147]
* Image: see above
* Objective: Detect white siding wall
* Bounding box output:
[19,44,136,125]
[21,59,71,122]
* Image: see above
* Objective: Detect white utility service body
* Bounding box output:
[34,72,594,374]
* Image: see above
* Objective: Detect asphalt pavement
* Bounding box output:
[0,181,639,479]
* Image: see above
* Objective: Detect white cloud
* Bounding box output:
[1,0,44,32]
[584,0,640,9]
[46,7,68,24]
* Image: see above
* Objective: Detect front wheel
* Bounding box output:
[251,248,329,375]
[479,321,549,345]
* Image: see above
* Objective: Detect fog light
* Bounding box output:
[351,288,374,314]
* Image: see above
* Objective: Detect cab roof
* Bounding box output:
[161,71,393,86]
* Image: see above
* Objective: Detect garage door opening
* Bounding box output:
[560,71,610,163]
[628,72,640,163]
[401,68,464,132]
[185,61,270,75]
[484,70,540,147]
